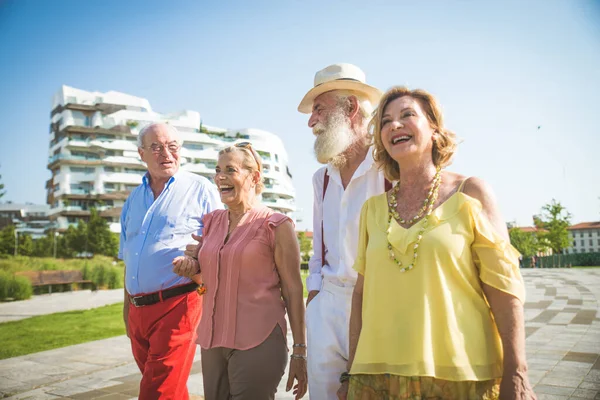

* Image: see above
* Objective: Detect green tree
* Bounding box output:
[0,225,16,255]
[18,234,34,256]
[87,208,118,257]
[509,228,540,258]
[297,231,313,262]
[65,221,88,254]
[0,164,6,199]
[538,199,572,254]
[32,233,53,257]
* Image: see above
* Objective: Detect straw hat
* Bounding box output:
[298,63,382,114]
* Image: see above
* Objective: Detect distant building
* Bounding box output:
[567,222,600,254]
[512,226,552,256]
[0,203,52,239]
[48,85,296,233]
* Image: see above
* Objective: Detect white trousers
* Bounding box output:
[306,280,353,400]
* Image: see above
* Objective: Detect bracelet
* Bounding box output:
[290,354,307,361]
[339,372,351,383]
[292,343,306,349]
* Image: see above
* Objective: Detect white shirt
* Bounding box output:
[306,149,387,292]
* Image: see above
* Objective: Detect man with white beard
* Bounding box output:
[297,63,388,399]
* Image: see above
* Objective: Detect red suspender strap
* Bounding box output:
[384,179,392,192]
[321,171,329,268]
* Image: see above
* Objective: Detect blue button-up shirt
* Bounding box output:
[118,171,223,295]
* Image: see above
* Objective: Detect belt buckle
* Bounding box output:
[131,296,144,307]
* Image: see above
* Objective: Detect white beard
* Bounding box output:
[313,109,354,168]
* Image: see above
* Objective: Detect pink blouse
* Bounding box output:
[197,206,292,350]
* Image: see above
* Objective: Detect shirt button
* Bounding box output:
[132,277,135,280]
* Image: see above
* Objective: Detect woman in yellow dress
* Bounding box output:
[338,87,536,400]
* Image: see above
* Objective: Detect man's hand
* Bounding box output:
[337,381,349,400]
[306,290,319,307]
[184,233,203,259]
[173,256,200,278]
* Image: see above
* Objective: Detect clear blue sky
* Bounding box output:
[1,0,598,230]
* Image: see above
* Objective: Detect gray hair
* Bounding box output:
[137,123,183,148]
[333,90,374,124]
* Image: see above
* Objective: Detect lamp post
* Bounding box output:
[53,231,59,258]
[14,228,18,257]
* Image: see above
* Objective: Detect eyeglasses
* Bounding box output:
[235,141,261,171]
[144,142,181,154]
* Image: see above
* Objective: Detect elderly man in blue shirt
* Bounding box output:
[119,122,222,400]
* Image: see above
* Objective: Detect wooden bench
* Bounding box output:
[16,270,94,293]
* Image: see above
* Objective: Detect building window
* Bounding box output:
[274,166,280,172]
[573,240,576,247]
[590,239,593,246]
[70,151,99,160]
[70,166,95,173]
[104,166,115,172]
[581,240,584,247]
[597,239,600,245]
[183,143,204,151]
[590,232,593,237]
[275,154,279,162]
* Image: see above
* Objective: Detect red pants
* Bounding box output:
[128,291,202,400]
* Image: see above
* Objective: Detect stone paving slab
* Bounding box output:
[0,290,123,323]
[1,268,599,399]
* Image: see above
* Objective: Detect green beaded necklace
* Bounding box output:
[386,167,442,272]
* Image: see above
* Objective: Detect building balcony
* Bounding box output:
[182,163,215,175]
[47,154,102,168]
[103,172,144,185]
[262,198,296,212]
[103,156,145,167]
[262,184,295,199]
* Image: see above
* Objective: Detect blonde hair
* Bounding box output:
[219,144,265,194]
[370,86,457,181]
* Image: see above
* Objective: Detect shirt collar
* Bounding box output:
[142,170,179,188]
[326,146,377,182]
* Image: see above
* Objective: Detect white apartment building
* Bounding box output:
[566,222,600,254]
[47,85,296,233]
[0,203,52,239]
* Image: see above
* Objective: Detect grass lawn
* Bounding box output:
[0,303,125,360]
[301,269,309,297]
[0,271,311,360]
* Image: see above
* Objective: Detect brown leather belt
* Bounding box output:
[129,282,198,307]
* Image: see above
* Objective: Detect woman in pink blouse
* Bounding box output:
[173,142,307,400]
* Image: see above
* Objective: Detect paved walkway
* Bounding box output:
[0,290,123,323]
[1,269,599,400]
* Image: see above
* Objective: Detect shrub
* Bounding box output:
[9,276,33,300]
[91,264,107,288]
[81,262,90,280]
[0,270,10,300]
[106,267,123,289]
[0,272,33,301]
[40,261,59,271]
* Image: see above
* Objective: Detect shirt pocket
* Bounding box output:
[155,213,198,245]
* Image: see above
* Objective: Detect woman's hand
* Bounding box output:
[184,233,203,259]
[337,381,349,400]
[172,255,200,278]
[286,356,308,399]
